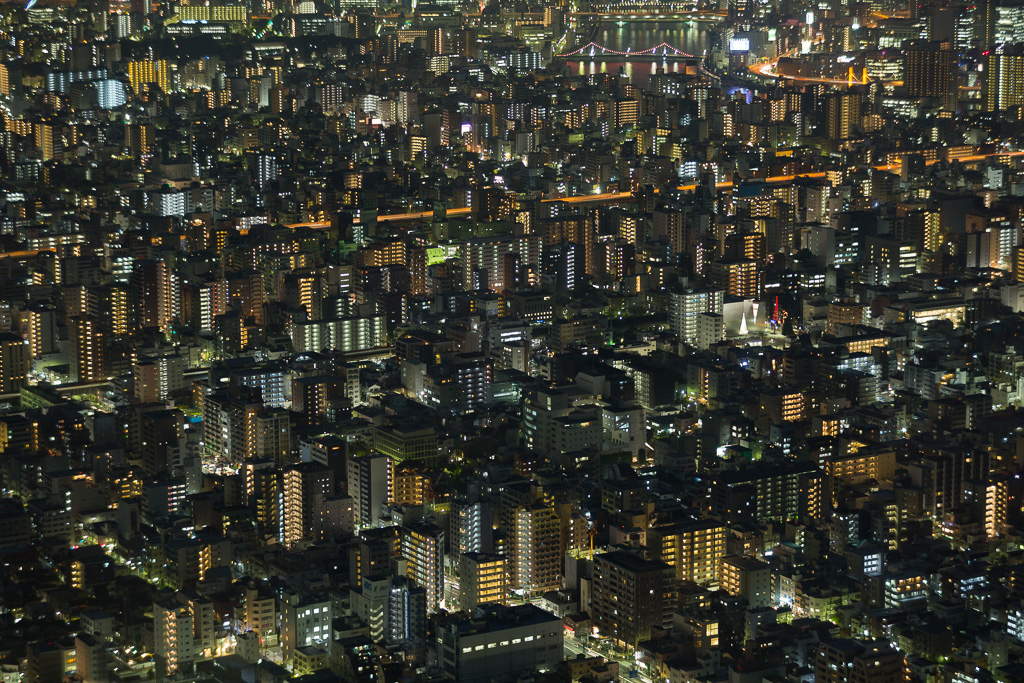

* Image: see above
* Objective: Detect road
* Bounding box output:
[564,633,652,683]
[292,149,1021,227]
[749,56,986,89]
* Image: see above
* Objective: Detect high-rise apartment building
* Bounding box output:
[825,91,862,140]
[127,59,173,93]
[0,333,27,393]
[719,555,773,608]
[69,316,109,382]
[669,289,725,345]
[509,501,562,594]
[388,576,428,643]
[459,235,541,292]
[401,521,446,613]
[75,633,108,683]
[282,462,333,549]
[985,47,1024,111]
[451,500,493,555]
[760,388,807,423]
[592,551,676,647]
[459,552,509,611]
[138,407,187,477]
[348,452,393,529]
[646,519,727,587]
[904,42,957,110]
[19,306,57,359]
[154,601,194,677]
[133,355,187,403]
[710,259,762,298]
[202,388,291,466]
[131,259,179,333]
[813,639,906,683]
[695,312,726,350]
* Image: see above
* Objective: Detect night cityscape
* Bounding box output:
[1,0,1023,681]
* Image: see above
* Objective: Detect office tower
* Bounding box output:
[154,601,195,677]
[509,501,561,594]
[69,316,109,382]
[372,428,440,464]
[459,552,509,611]
[985,47,1024,111]
[865,236,918,284]
[433,605,562,683]
[0,333,27,393]
[401,521,445,613]
[977,0,997,48]
[282,462,333,549]
[592,551,676,647]
[814,639,906,683]
[904,42,958,111]
[825,91,862,140]
[669,289,725,345]
[995,2,1024,44]
[352,575,403,643]
[646,520,727,587]
[348,452,393,529]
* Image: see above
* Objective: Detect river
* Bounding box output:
[566,20,715,87]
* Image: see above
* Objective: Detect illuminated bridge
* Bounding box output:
[555,41,698,60]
